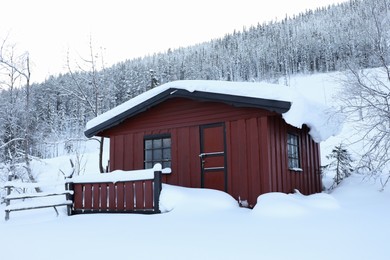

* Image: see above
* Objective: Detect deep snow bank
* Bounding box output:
[252,191,340,217]
[159,184,239,213]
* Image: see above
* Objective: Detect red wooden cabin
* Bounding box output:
[85,80,323,207]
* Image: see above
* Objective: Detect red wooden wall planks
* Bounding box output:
[101,97,322,207]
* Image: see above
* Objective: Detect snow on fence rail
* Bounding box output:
[68,164,168,214]
[3,181,73,221]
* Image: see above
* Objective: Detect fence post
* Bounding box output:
[153,170,162,213]
[4,170,15,221]
[5,186,10,220]
[65,181,74,216]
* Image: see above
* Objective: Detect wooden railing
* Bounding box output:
[3,182,73,221]
[2,164,166,220]
[68,164,164,214]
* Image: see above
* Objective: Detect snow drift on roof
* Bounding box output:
[85,80,342,142]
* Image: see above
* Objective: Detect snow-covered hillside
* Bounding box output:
[1,72,389,260]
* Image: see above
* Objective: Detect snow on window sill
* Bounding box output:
[162,168,172,174]
[289,168,303,172]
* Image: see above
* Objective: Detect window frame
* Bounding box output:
[287,133,302,171]
[144,134,172,169]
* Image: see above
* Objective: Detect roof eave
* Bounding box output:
[84,88,291,138]
[85,88,175,137]
[173,89,291,113]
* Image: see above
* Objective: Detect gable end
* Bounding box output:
[85,88,291,138]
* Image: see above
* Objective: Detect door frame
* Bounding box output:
[199,122,228,192]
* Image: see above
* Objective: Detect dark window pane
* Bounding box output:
[145,150,152,161]
[294,160,299,168]
[153,139,162,149]
[163,138,171,147]
[163,148,171,160]
[145,162,153,169]
[163,161,171,168]
[145,140,152,149]
[153,149,162,160]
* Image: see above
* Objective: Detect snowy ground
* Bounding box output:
[1,72,390,259]
[0,174,389,260]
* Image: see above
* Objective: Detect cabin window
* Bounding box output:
[287,133,300,169]
[144,134,171,169]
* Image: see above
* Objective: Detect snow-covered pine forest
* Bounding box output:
[1,1,390,259]
[0,0,389,185]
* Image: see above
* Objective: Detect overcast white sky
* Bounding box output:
[0,0,348,83]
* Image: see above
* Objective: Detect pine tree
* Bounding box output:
[325,144,354,190]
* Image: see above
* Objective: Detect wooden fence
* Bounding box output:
[2,164,165,220]
[68,164,163,214]
[3,181,73,221]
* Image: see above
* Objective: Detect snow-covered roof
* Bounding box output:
[85,80,341,142]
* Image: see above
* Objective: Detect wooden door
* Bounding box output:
[199,123,227,191]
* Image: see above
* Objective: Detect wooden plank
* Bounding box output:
[144,180,153,209]
[311,134,321,193]
[124,182,135,210]
[237,119,248,199]
[108,183,116,210]
[224,121,233,193]
[73,184,83,210]
[168,128,179,186]
[258,116,271,194]
[279,119,286,192]
[283,120,289,192]
[6,191,73,200]
[304,130,311,194]
[269,117,278,191]
[116,182,125,210]
[275,118,283,192]
[124,133,134,170]
[134,181,144,209]
[229,121,240,199]
[248,117,261,207]
[100,183,108,210]
[3,181,69,189]
[92,184,100,210]
[6,201,73,212]
[315,140,322,192]
[134,132,144,169]
[109,139,115,172]
[83,184,93,209]
[110,137,116,170]
[114,135,124,171]
[177,127,190,186]
[189,125,201,187]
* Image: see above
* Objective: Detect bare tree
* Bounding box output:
[64,36,107,173]
[339,0,390,189]
[0,38,41,191]
[340,68,390,188]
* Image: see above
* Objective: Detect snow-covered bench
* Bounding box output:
[3,182,73,221]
